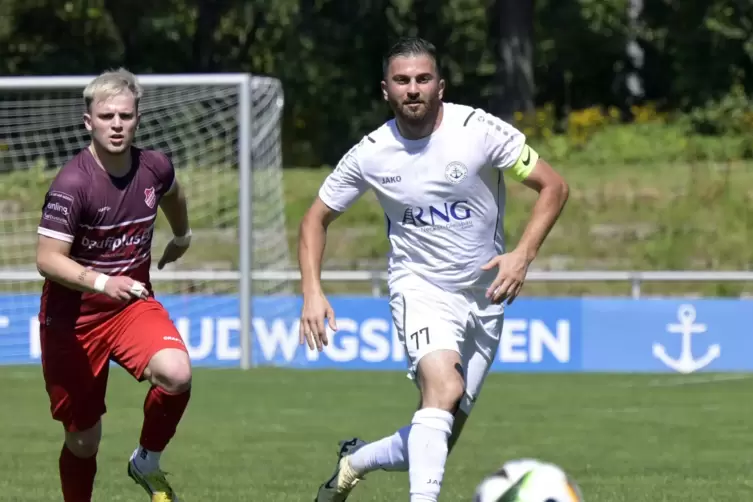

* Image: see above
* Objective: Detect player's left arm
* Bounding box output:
[157,174,192,269]
[510,148,569,263]
[481,116,569,304]
[159,179,191,241]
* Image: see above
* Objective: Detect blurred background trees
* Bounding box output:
[1,0,752,167]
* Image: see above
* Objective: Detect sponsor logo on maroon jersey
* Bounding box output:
[41,191,75,226]
[80,229,152,252]
[45,200,70,216]
[144,186,156,208]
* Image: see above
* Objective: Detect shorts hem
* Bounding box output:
[56,410,106,433]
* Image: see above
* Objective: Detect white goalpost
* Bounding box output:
[0,73,292,370]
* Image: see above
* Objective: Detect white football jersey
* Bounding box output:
[318,102,539,292]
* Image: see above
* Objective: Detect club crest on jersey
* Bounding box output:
[144,187,156,208]
[445,162,468,185]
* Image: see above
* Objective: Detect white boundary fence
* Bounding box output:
[2,269,753,299]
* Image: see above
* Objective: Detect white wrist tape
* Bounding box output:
[129,281,145,298]
[172,229,192,247]
[93,274,110,292]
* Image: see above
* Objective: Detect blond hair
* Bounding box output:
[83,67,143,111]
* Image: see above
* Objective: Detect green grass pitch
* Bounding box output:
[1,367,752,501]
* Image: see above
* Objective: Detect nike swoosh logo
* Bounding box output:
[521,148,531,166]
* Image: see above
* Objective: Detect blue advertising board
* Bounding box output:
[0,294,750,373]
[582,299,753,373]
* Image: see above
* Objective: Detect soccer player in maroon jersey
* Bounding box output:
[35,68,193,502]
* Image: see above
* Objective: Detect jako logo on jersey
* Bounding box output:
[381,176,402,184]
[144,187,156,208]
[402,200,472,230]
[81,231,152,251]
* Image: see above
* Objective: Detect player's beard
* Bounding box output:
[393,96,436,126]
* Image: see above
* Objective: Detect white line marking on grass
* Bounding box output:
[646,374,753,387]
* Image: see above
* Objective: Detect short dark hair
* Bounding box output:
[382,37,441,77]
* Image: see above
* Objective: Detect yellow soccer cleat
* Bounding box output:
[315,438,367,502]
[128,460,179,502]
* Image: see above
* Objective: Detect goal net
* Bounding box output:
[0,73,294,369]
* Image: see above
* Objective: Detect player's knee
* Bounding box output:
[159,359,192,394]
[417,350,466,411]
[419,368,465,411]
[147,348,192,393]
[65,422,101,458]
[423,377,465,411]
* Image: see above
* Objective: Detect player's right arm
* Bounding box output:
[36,234,147,301]
[297,143,369,351]
[298,197,342,301]
[36,176,147,301]
[37,235,103,293]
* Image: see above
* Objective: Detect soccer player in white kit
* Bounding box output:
[298,37,569,502]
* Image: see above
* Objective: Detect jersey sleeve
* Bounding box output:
[37,171,88,243]
[318,143,369,212]
[154,152,177,196]
[483,113,539,182]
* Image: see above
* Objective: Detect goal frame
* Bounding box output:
[0,73,259,370]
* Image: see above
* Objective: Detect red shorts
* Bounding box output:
[40,297,188,432]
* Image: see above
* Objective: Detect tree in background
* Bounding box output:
[488,0,535,121]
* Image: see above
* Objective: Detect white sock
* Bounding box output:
[131,446,161,474]
[349,426,410,474]
[408,408,454,502]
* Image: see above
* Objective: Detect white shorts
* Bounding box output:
[388,274,504,413]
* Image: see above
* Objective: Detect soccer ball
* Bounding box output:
[473,458,583,502]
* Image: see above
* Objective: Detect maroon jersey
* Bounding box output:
[37,147,175,330]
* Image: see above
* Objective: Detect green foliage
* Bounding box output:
[511,103,753,165]
[1,0,751,167]
[684,85,753,139]
[638,1,753,108]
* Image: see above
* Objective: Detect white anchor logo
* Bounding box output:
[444,162,468,184]
[653,304,720,374]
